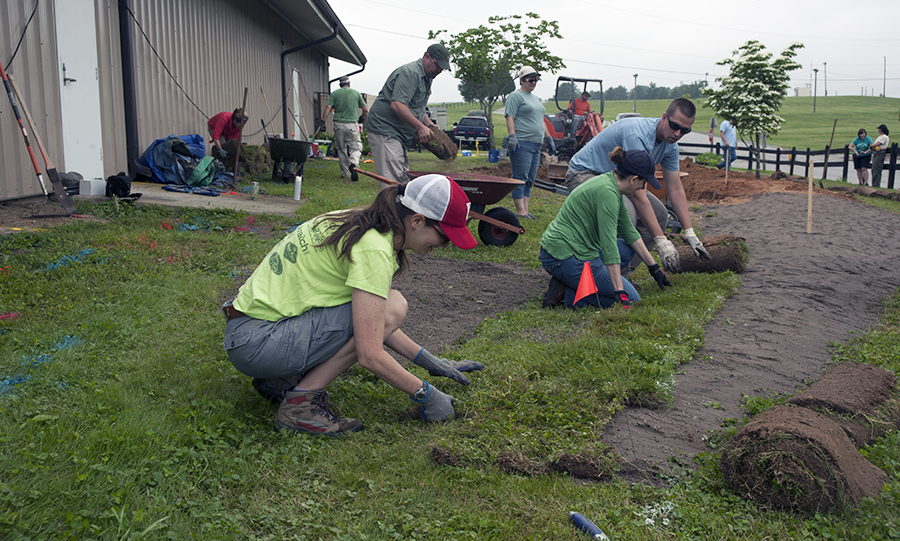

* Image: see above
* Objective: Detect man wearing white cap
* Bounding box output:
[321,76,369,182]
[365,44,452,185]
[224,174,483,436]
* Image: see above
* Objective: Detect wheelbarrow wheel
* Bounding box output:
[478,207,520,247]
[665,205,683,235]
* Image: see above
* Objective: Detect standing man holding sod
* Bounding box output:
[565,98,711,277]
[320,76,369,182]
[364,43,451,186]
[717,119,737,171]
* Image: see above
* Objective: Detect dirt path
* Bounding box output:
[604,192,900,479]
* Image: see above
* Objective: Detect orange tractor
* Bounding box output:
[543,77,604,163]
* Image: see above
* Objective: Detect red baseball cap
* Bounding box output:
[400,174,476,250]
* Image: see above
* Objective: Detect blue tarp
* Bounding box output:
[138,134,206,184]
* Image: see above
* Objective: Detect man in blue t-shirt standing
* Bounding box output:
[565,98,710,276]
[717,119,737,171]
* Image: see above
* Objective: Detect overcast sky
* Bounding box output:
[326,0,899,104]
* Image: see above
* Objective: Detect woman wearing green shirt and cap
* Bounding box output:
[540,147,672,309]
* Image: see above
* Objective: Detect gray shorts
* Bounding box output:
[223,303,354,379]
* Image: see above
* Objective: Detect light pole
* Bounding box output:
[823,62,827,96]
[633,73,638,112]
[884,56,887,97]
[813,68,818,113]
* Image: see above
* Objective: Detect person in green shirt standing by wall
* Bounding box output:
[321,76,369,182]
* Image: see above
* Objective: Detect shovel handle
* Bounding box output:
[352,167,401,186]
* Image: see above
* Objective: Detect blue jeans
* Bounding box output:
[510,140,541,199]
[717,146,736,171]
[539,245,640,308]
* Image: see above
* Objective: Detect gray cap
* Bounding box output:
[339,76,350,85]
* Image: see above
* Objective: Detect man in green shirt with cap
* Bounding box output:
[321,76,369,182]
[365,43,452,185]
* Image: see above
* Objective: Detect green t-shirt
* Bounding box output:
[365,59,432,147]
[234,216,399,321]
[540,171,641,265]
[505,89,546,143]
[328,87,366,124]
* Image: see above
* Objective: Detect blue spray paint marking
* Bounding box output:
[0,335,81,395]
[41,249,95,272]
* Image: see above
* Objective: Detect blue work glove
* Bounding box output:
[412,348,484,385]
[217,148,229,159]
[544,135,557,156]
[410,381,456,422]
[683,228,711,260]
[504,133,519,152]
[647,263,672,291]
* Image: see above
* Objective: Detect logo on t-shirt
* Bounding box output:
[268,252,283,275]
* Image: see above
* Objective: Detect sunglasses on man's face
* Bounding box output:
[523,77,539,84]
[666,116,692,135]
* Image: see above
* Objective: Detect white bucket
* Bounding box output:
[293,176,302,200]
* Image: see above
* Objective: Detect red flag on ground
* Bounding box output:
[573,261,598,305]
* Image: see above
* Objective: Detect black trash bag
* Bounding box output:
[105,172,142,201]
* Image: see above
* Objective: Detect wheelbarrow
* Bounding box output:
[267,138,311,182]
[352,167,526,247]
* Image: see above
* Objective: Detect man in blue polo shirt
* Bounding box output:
[365,43,451,185]
[565,98,711,276]
[717,119,737,171]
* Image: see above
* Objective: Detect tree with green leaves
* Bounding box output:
[705,40,804,178]
[429,13,565,149]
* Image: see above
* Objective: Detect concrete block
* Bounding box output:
[80,179,106,196]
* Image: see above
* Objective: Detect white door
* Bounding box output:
[55,0,104,179]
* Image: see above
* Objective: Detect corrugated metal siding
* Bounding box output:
[127,0,328,154]
[2,0,330,202]
[0,0,64,201]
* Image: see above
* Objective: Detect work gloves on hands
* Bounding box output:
[653,236,681,273]
[410,381,456,422]
[314,118,325,133]
[614,290,632,310]
[647,263,672,291]
[544,136,557,156]
[504,133,519,152]
[684,228,711,260]
[217,148,229,159]
[411,348,484,385]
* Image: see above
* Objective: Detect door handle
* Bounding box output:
[62,63,77,85]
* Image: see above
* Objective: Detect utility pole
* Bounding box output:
[823,62,827,96]
[884,56,887,97]
[813,68,818,113]
[633,73,638,112]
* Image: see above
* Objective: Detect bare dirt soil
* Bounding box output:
[3,162,899,485]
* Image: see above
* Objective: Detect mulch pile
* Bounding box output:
[721,362,896,513]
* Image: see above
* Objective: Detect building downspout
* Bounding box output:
[281,25,338,140]
[118,0,140,176]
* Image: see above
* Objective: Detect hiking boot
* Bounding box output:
[542,276,566,308]
[252,375,300,406]
[275,390,364,436]
[350,165,359,182]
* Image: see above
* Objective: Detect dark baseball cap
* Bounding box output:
[426,43,451,71]
[617,149,661,189]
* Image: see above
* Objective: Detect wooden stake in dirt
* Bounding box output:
[807,168,814,234]
[233,87,248,180]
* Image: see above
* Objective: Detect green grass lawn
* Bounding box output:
[2,145,900,538]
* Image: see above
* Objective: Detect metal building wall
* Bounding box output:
[0,1,64,201]
[125,0,328,155]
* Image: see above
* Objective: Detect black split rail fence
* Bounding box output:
[678,141,899,190]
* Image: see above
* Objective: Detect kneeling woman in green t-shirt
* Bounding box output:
[539,147,672,309]
[224,174,483,436]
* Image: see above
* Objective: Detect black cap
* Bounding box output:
[426,43,451,71]
[617,149,661,189]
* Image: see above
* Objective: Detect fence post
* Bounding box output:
[822,145,830,180]
[715,142,721,156]
[790,146,797,176]
[842,145,849,182]
[804,148,811,179]
[775,147,782,173]
[889,143,898,190]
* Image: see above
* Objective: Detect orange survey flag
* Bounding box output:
[573,262,598,305]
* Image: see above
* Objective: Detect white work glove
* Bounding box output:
[683,228,711,260]
[504,133,519,152]
[653,236,681,273]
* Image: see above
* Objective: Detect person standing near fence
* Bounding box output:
[870,124,890,188]
[850,128,874,186]
[320,76,369,183]
[717,119,737,171]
